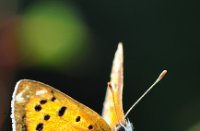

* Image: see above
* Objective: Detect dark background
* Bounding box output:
[0,0,200,131]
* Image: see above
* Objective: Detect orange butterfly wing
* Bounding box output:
[102,43,126,129]
[11,80,111,131]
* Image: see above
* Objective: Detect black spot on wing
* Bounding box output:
[44,114,50,121]
[51,96,56,101]
[35,105,42,111]
[40,100,47,104]
[88,125,93,130]
[75,116,81,122]
[36,123,43,131]
[58,106,67,116]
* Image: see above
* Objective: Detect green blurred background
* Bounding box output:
[0,0,199,131]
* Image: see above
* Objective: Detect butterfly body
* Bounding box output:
[115,120,133,131]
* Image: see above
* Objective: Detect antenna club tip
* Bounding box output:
[159,70,167,80]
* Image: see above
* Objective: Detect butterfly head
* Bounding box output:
[115,119,133,131]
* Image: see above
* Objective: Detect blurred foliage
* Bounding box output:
[18,1,90,69]
[188,122,200,131]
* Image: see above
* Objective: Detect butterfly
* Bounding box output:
[11,43,167,131]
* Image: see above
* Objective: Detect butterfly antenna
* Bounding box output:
[124,70,167,118]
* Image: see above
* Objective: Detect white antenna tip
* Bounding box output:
[158,70,167,80]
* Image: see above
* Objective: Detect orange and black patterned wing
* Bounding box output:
[11,80,111,131]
